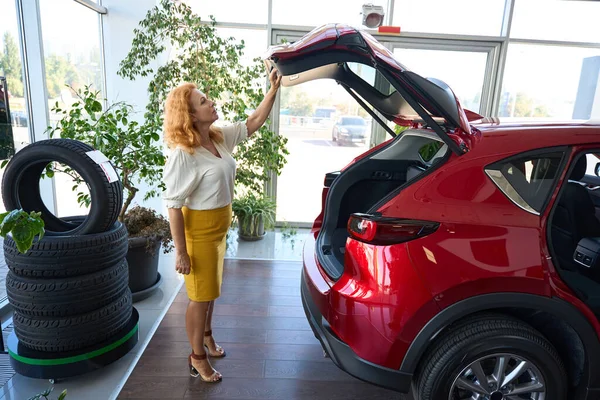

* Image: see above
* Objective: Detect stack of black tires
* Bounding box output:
[1,139,133,355]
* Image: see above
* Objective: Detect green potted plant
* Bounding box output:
[122,205,173,294]
[46,85,171,298]
[232,193,276,241]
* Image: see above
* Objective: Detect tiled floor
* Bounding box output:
[226,227,307,260]
[118,259,401,400]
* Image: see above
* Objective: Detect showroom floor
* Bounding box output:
[0,228,413,399]
[0,228,320,399]
[118,259,400,400]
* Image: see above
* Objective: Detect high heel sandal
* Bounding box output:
[188,352,222,382]
[204,330,226,358]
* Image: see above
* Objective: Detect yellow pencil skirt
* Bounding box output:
[182,204,232,302]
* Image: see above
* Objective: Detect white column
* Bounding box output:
[101,0,165,214]
[17,0,56,212]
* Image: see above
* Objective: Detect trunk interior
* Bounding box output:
[316,131,448,280]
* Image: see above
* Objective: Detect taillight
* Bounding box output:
[347,213,439,245]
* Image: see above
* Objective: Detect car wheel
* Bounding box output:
[332,131,337,141]
[416,313,567,400]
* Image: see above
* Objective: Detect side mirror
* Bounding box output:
[595,162,600,177]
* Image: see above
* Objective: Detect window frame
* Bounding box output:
[485,146,570,216]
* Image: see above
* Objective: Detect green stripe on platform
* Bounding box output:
[8,324,138,366]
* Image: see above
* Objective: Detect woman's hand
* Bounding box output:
[268,68,282,93]
[246,68,283,136]
[175,250,191,275]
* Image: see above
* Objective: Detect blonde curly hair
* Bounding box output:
[163,82,222,153]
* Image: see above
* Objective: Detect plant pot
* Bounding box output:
[236,213,266,241]
[126,236,162,299]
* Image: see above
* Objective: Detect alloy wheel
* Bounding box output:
[449,353,545,400]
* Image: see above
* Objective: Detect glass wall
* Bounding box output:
[392,48,490,113]
[39,0,104,217]
[273,0,370,27]
[499,44,600,119]
[188,0,268,24]
[0,0,30,213]
[40,0,104,112]
[392,0,506,36]
[510,0,600,43]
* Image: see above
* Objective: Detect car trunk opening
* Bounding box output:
[316,131,448,279]
[264,23,476,279]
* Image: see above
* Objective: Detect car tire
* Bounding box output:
[1,138,123,235]
[3,220,128,278]
[13,288,132,353]
[6,258,129,318]
[416,313,567,400]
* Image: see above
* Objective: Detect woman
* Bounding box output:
[162,68,282,382]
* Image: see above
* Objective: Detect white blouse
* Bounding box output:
[162,121,248,210]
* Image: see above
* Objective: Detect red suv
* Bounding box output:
[265,25,600,400]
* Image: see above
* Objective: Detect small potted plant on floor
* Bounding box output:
[232,193,276,241]
[47,85,171,298]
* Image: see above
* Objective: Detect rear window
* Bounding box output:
[372,131,447,167]
[486,152,564,214]
[347,62,394,96]
[418,141,445,163]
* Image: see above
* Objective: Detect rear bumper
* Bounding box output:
[300,271,413,393]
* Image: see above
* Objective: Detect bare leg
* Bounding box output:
[205,300,215,332]
[186,300,221,380]
[204,300,226,356]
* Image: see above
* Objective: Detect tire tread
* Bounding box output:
[3,222,128,278]
[6,259,129,317]
[13,288,132,353]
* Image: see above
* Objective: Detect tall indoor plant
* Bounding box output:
[118,0,288,231]
[47,85,172,297]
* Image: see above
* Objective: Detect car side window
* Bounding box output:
[587,153,600,176]
[486,152,564,214]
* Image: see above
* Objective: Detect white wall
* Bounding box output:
[101,0,169,215]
